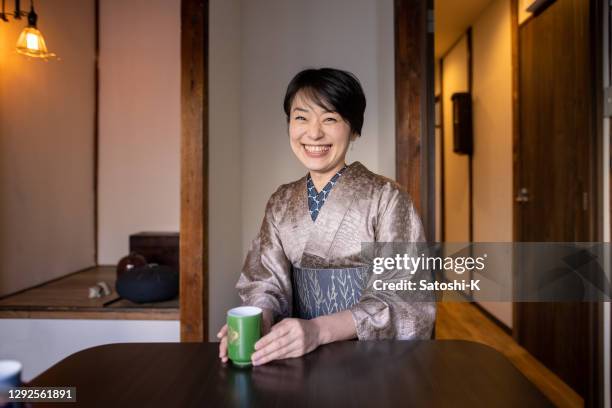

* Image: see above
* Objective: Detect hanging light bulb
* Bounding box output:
[15,1,56,59]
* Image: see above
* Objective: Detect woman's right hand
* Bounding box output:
[218,308,274,363]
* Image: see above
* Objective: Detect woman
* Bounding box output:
[218,68,436,366]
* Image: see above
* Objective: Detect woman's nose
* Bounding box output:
[307,122,324,139]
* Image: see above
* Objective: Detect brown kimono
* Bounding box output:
[236,161,436,340]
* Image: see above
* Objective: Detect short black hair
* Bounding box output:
[283,68,366,136]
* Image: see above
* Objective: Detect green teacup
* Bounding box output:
[227,306,262,367]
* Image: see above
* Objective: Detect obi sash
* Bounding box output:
[291,266,370,319]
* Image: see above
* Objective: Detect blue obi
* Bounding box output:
[292,266,370,319]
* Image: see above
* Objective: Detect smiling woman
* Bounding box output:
[217,68,436,367]
[284,69,364,190]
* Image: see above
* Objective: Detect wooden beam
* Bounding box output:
[394,0,435,240]
[180,0,208,342]
[589,0,606,404]
[438,59,445,241]
[466,27,473,243]
[510,0,522,345]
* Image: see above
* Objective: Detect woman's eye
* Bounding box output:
[294,116,306,121]
[324,117,337,123]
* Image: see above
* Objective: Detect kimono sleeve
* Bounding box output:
[235,191,293,321]
[349,187,436,340]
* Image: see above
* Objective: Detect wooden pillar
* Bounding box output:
[394,0,435,240]
[180,0,208,342]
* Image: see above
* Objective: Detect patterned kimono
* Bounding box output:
[236,161,436,340]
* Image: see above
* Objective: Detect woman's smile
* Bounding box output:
[303,144,332,158]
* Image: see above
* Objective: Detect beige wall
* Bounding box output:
[98,0,181,264]
[376,0,397,180]
[0,0,96,297]
[209,0,243,340]
[471,0,513,327]
[473,0,513,243]
[441,35,470,242]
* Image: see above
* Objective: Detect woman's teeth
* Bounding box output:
[304,145,331,152]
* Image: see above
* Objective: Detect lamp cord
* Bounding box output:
[0,0,32,21]
[0,0,7,21]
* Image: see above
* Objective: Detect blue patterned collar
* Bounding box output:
[306,165,347,222]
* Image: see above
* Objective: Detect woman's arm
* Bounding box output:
[250,310,356,366]
[218,188,293,362]
[349,186,436,340]
[235,188,293,320]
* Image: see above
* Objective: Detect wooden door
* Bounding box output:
[514,0,596,398]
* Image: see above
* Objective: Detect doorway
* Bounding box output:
[432,0,605,404]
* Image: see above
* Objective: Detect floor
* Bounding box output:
[0,266,179,320]
[436,302,583,408]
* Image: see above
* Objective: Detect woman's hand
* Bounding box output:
[218,308,274,363]
[250,310,356,366]
[250,318,322,366]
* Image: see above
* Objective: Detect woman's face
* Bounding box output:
[288,91,355,174]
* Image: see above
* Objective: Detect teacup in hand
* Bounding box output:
[226,306,262,367]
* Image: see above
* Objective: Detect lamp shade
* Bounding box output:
[15,26,56,59]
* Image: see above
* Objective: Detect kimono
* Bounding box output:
[236,161,436,340]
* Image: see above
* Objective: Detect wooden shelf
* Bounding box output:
[0,266,178,320]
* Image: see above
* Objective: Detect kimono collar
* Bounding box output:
[299,161,366,267]
[306,165,348,222]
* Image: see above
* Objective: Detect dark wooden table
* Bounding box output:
[29,340,552,407]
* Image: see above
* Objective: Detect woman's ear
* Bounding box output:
[350,132,359,142]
